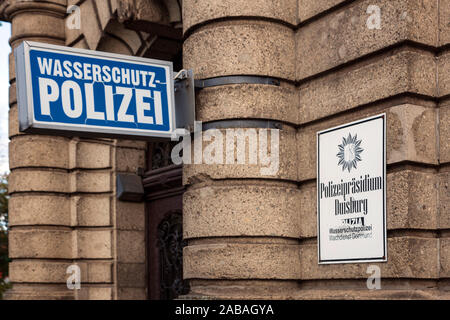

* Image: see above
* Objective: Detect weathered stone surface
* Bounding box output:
[195,83,298,124]
[183,127,297,183]
[184,243,301,279]
[439,171,450,229]
[71,141,111,169]
[298,181,317,239]
[9,169,69,193]
[440,1,450,46]
[438,51,450,98]
[116,201,145,231]
[117,231,145,263]
[299,169,438,237]
[70,170,111,193]
[9,260,70,283]
[297,0,439,80]
[440,238,450,278]
[298,0,345,22]
[184,183,301,239]
[440,105,450,164]
[75,230,112,259]
[115,139,147,149]
[300,237,439,279]
[79,0,103,50]
[9,135,70,169]
[73,196,111,227]
[78,261,113,283]
[11,11,65,45]
[183,0,297,32]
[117,288,147,300]
[184,21,296,80]
[115,147,146,173]
[299,49,437,124]
[9,229,72,259]
[117,263,146,287]
[8,105,22,138]
[85,287,113,300]
[298,104,438,181]
[9,194,71,226]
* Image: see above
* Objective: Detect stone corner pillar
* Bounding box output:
[181,0,301,299]
[3,0,72,300]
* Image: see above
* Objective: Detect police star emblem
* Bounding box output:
[336,133,364,172]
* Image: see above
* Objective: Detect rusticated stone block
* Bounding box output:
[70,141,111,169]
[298,104,438,181]
[298,0,345,22]
[78,261,113,283]
[75,230,113,259]
[117,230,145,263]
[116,139,147,150]
[79,0,103,50]
[298,169,438,237]
[70,170,111,193]
[115,147,146,173]
[300,237,439,279]
[183,127,298,183]
[9,169,69,193]
[184,243,301,279]
[9,194,71,226]
[73,196,111,227]
[117,288,147,300]
[9,260,71,283]
[9,52,15,82]
[183,0,297,32]
[440,105,450,164]
[298,181,317,239]
[86,287,113,300]
[9,228,72,259]
[195,83,299,124]
[299,49,437,124]
[116,201,145,231]
[439,171,450,229]
[297,0,439,80]
[9,135,70,169]
[387,169,438,230]
[8,105,21,138]
[387,105,438,165]
[183,183,301,239]
[440,238,450,278]
[439,51,450,98]
[440,2,450,46]
[184,21,295,80]
[117,263,146,287]
[11,12,65,45]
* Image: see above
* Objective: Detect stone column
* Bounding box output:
[182,0,302,299]
[4,0,73,299]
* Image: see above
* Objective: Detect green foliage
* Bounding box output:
[0,173,10,299]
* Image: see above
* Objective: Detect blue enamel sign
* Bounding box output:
[15,41,176,139]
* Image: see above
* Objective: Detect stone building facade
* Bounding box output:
[0,0,449,299]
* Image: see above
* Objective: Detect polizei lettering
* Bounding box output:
[36,57,162,125]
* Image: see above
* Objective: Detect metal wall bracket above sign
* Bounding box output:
[194,75,280,89]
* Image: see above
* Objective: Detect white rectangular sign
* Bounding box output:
[317,114,387,264]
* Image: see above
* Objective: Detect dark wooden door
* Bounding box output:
[144,142,189,300]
